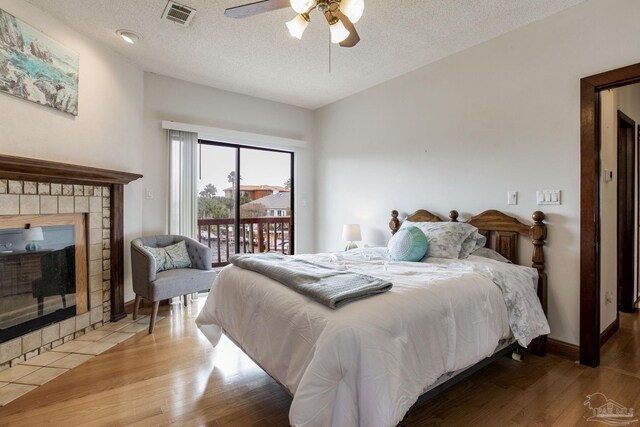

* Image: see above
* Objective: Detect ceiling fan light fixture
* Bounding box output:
[340,0,364,23]
[329,18,349,44]
[290,0,315,14]
[286,14,310,39]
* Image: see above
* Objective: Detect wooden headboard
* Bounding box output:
[389,208,548,355]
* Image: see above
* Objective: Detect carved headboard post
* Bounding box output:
[390,210,400,235]
[529,211,547,357]
[449,210,459,222]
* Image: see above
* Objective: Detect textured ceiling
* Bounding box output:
[26,0,584,109]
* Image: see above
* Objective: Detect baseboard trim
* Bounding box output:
[547,338,579,361]
[600,317,620,347]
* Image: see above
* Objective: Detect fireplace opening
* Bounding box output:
[0,222,84,343]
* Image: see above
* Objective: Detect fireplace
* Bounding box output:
[0,154,141,367]
[0,215,87,343]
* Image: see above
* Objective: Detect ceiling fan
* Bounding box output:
[224,0,363,48]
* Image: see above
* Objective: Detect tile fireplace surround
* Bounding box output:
[0,154,141,371]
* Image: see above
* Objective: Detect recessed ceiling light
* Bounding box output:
[116,29,142,44]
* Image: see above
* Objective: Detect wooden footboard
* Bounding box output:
[389,208,548,356]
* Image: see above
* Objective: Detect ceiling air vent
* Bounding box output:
[162,1,196,26]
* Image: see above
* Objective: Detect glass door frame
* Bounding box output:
[198,139,295,257]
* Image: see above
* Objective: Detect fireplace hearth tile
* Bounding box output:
[0,194,19,215]
[54,340,92,354]
[14,366,68,386]
[0,383,37,406]
[50,183,62,195]
[73,185,83,196]
[48,353,92,369]
[0,365,40,382]
[0,180,6,193]
[74,341,117,355]
[62,184,73,196]
[99,332,135,344]
[21,351,68,367]
[75,330,113,342]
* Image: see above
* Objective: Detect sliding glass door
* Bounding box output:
[197,141,293,266]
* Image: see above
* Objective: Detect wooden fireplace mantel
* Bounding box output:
[0,154,142,322]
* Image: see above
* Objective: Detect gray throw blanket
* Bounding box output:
[229,253,392,309]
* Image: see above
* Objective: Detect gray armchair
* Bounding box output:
[131,235,215,333]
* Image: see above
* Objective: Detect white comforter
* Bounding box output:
[195,248,549,427]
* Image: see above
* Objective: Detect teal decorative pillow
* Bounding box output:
[144,240,192,273]
[388,226,428,262]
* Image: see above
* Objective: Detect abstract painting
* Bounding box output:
[0,8,78,115]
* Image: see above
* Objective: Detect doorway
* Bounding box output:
[617,110,637,314]
[580,62,640,367]
[196,140,294,267]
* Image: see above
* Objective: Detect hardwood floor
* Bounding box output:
[0,299,638,426]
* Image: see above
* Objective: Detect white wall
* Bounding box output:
[314,0,640,345]
[600,84,640,332]
[0,0,144,303]
[142,73,316,256]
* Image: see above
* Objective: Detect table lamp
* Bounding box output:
[23,225,44,251]
[342,224,361,251]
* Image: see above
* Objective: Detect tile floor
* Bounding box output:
[0,313,164,407]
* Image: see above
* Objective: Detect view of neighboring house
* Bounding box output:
[244,191,291,217]
[223,185,288,201]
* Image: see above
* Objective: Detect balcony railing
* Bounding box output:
[197,217,292,267]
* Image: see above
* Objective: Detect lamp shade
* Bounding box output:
[286,14,310,39]
[291,0,314,14]
[329,19,350,44]
[23,226,44,242]
[341,224,362,242]
[340,0,364,23]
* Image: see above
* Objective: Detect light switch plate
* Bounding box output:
[537,190,561,205]
[507,191,517,205]
[603,169,613,182]
[144,188,154,200]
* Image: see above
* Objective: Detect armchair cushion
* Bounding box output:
[143,240,192,272]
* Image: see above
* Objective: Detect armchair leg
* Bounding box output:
[149,301,160,334]
[133,295,141,320]
[183,295,188,306]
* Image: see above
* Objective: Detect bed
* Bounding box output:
[196,208,550,427]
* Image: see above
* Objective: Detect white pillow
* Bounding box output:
[459,231,487,259]
[400,221,477,259]
[471,247,512,263]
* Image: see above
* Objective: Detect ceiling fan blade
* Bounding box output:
[224,0,290,19]
[336,11,360,48]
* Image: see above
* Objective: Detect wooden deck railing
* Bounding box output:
[197,217,292,267]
